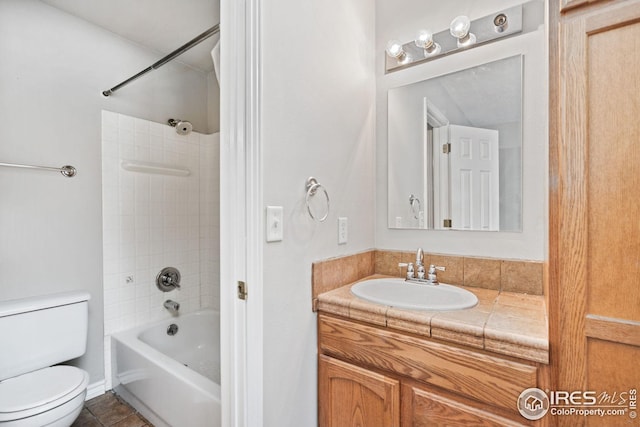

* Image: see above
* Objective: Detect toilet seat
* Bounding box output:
[0,366,89,422]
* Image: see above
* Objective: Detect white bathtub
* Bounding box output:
[111,310,220,427]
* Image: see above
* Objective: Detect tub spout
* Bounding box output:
[163,299,180,313]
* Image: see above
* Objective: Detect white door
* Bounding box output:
[448,125,500,231]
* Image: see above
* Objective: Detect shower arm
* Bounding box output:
[102,24,220,97]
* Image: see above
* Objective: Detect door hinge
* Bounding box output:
[443,219,452,228]
[442,143,451,154]
[237,281,248,300]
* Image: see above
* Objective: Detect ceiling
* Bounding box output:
[42,0,220,72]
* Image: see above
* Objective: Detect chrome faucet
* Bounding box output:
[416,247,424,267]
[415,248,425,279]
[163,299,180,313]
[399,247,447,285]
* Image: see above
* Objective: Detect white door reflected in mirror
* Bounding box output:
[445,125,499,231]
[387,55,522,231]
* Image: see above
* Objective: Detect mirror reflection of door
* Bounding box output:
[447,125,499,231]
[387,54,522,231]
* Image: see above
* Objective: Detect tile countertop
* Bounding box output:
[316,275,549,364]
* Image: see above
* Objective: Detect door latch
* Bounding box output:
[237,281,248,300]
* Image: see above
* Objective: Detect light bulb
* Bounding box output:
[385,40,405,59]
[415,30,433,49]
[415,30,441,57]
[450,15,476,48]
[450,16,471,38]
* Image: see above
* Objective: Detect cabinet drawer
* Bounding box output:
[403,384,529,427]
[318,314,537,412]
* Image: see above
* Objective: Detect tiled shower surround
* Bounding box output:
[101,111,219,388]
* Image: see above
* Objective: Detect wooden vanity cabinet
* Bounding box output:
[318,314,546,427]
[401,382,528,427]
[549,1,640,425]
[319,355,400,427]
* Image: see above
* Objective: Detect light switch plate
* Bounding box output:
[266,206,284,242]
[338,217,348,245]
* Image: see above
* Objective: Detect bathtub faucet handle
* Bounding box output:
[156,267,181,292]
[165,275,180,289]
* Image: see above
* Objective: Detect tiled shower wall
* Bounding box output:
[101,111,219,388]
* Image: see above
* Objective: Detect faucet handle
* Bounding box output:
[165,275,181,289]
[407,263,415,279]
[156,267,181,292]
[398,262,415,280]
[426,265,445,285]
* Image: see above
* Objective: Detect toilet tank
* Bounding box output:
[0,291,90,381]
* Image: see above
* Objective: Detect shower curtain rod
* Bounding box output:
[102,24,220,97]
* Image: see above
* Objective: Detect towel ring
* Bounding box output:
[409,194,421,220]
[305,177,330,222]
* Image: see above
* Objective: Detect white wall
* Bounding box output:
[375,0,548,260]
[388,88,428,228]
[0,0,212,386]
[260,0,376,424]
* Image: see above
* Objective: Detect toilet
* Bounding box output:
[0,291,91,427]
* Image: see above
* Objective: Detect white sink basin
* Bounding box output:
[351,278,478,311]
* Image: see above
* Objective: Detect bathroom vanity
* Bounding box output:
[316,276,549,427]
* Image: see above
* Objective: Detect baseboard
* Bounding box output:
[86,380,107,401]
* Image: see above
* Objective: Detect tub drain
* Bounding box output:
[167,323,178,336]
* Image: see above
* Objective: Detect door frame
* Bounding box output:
[220,0,263,425]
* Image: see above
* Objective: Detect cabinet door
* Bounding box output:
[551,1,640,426]
[402,384,528,427]
[319,354,400,427]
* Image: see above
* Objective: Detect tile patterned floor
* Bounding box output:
[71,392,153,427]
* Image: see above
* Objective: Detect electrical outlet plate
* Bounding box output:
[338,217,348,244]
[266,206,284,242]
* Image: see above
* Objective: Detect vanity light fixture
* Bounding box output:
[415,30,441,57]
[384,1,535,73]
[449,16,476,48]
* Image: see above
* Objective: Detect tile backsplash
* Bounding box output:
[312,249,544,308]
[312,251,375,300]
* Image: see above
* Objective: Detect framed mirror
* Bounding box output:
[387,55,522,231]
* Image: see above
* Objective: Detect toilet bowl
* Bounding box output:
[0,292,91,427]
[0,366,89,426]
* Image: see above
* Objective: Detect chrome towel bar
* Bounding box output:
[0,162,77,178]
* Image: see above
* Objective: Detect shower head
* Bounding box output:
[167,118,193,135]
